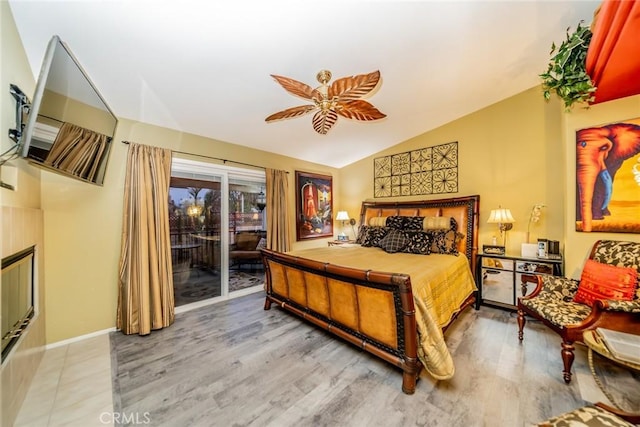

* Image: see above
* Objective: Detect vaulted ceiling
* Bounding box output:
[9,1,599,168]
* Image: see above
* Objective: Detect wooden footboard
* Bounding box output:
[262,195,479,394]
[261,248,422,394]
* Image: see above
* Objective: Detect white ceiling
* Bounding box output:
[9,0,599,168]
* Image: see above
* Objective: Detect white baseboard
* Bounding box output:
[46,327,117,350]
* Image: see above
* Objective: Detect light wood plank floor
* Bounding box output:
[108,292,639,426]
[14,291,638,426]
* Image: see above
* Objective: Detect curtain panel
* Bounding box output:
[586,0,640,104]
[265,168,291,252]
[117,143,174,335]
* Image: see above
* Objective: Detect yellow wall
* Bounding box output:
[4,4,639,347]
[1,4,45,425]
[41,118,338,343]
[340,86,565,256]
[561,95,640,278]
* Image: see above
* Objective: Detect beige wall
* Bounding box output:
[1,3,45,426]
[340,86,565,256]
[340,87,640,281]
[42,118,338,343]
[561,95,640,278]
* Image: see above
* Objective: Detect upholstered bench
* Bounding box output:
[536,402,639,427]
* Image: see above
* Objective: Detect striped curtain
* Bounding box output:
[45,122,109,182]
[117,143,174,335]
[265,168,291,252]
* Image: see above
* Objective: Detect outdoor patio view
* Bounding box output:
[169,176,266,306]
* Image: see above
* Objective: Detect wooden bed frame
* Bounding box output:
[261,195,480,394]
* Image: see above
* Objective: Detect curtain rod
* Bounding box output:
[121,140,287,173]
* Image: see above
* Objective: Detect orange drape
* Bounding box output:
[586,0,640,104]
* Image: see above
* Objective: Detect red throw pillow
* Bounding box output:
[573,259,638,306]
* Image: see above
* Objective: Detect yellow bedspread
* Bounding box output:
[287,245,477,380]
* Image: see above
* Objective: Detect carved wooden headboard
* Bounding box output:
[359,195,480,275]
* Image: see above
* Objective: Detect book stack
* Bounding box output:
[596,328,640,366]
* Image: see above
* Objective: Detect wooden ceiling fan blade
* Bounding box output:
[312,110,338,134]
[328,70,381,100]
[270,75,315,100]
[265,105,316,122]
[336,100,386,121]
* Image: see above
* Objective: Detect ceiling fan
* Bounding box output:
[265,69,386,135]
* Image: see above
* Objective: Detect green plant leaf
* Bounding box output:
[539,20,596,111]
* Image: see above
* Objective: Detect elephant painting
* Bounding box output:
[576,122,640,232]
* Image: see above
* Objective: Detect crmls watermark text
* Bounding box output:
[100,412,151,425]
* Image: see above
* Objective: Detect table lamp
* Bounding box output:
[336,211,350,240]
[487,207,515,249]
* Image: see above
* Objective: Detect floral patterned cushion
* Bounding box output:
[385,216,407,229]
[521,269,640,325]
[360,226,390,247]
[402,230,432,255]
[536,404,636,427]
[521,294,592,328]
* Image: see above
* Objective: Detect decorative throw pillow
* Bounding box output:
[403,216,424,230]
[368,217,387,227]
[256,237,267,250]
[360,226,390,247]
[377,229,409,253]
[385,216,406,229]
[402,231,432,255]
[422,216,451,231]
[573,259,638,307]
[356,225,368,244]
[426,217,460,255]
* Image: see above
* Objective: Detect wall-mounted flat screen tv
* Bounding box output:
[20,35,118,185]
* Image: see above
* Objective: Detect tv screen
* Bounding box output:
[20,35,118,185]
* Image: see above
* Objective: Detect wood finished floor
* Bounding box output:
[110,292,639,427]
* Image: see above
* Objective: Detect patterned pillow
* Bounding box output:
[404,216,424,230]
[573,259,638,306]
[377,229,409,253]
[360,226,390,247]
[255,237,267,250]
[385,216,406,229]
[402,231,432,255]
[356,225,368,244]
[426,217,460,255]
[385,215,425,231]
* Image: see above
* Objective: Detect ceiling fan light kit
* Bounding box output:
[265,69,386,134]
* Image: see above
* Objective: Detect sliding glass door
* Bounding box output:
[170,158,265,307]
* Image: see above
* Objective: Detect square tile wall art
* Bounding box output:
[374,142,458,198]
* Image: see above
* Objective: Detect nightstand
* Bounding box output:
[328,239,356,246]
[475,253,563,310]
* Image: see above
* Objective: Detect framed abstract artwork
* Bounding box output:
[373,142,458,197]
[575,117,640,233]
[295,171,333,240]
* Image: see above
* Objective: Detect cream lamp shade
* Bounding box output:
[487,208,515,226]
[487,207,515,247]
[336,211,350,240]
[335,211,350,221]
